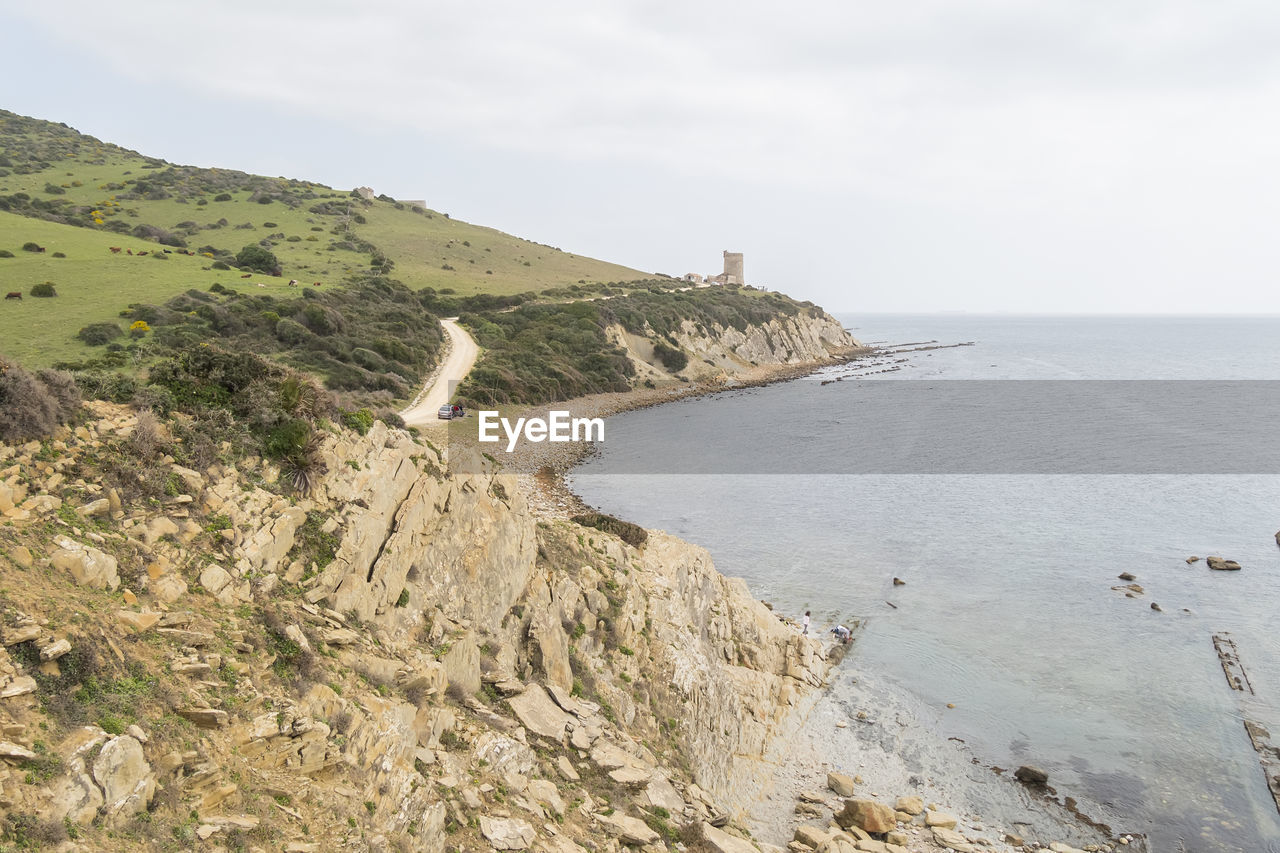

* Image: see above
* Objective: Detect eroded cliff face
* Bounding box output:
[609,309,860,384]
[0,407,828,851]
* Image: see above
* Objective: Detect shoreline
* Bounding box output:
[501,343,872,517]
[496,341,1146,853]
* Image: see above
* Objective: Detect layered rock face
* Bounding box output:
[671,311,858,368]
[0,407,830,851]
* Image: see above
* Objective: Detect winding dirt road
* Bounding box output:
[399,318,479,428]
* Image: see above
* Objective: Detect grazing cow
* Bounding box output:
[288,279,298,287]
[137,251,149,256]
[241,273,252,279]
[109,247,122,254]
[5,292,21,300]
[163,249,172,254]
[314,281,321,286]
[127,249,133,255]
[36,247,45,253]
[257,283,266,288]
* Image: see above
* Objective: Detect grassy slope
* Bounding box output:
[0,109,649,367]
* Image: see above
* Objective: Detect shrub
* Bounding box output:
[43,183,66,195]
[570,513,648,549]
[213,192,233,201]
[652,341,688,372]
[129,320,150,338]
[21,242,42,252]
[0,250,12,258]
[51,251,65,258]
[211,260,230,270]
[235,244,281,275]
[341,408,374,435]
[77,322,123,346]
[29,282,57,298]
[0,357,80,441]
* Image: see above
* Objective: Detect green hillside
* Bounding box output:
[0,109,649,367]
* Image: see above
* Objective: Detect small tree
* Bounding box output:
[235,244,281,275]
[29,282,57,298]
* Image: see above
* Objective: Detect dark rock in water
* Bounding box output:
[1151,602,1163,612]
[1187,556,1200,564]
[1118,572,1137,581]
[1014,765,1049,786]
[1275,530,1279,547]
[1206,556,1241,571]
[892,577,906,586]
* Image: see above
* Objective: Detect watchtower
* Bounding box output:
[722,251,744,285]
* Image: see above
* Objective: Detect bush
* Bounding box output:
[0,250,13,258]
[213,192,233,201]
[21,242,42,252]
[43,183,66,195]
[129,320,150,338]
[29,282,57,298]
[211,260,230,270]
[570,513,648,549]
[235,244,280,275]
[341,408,375,436]
[0,357,81,441]
[652,341,688,372]
[77,322,123,346]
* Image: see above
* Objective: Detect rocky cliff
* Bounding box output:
[0,403,829,851]
[609,309,860,384]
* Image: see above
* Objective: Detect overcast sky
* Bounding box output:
[4,1,1280,313]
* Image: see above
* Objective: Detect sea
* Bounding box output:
[568,315,1280,852]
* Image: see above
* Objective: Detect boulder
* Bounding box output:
[924,810,958,829]
[508,683,572,739]
[1206,556,1241,571]
[1186,555,1200,564]
[596,811,659,845]
[441,635,481,696]
[556,755,580,782]
[176,708,228,728]
[827,771,856,797]
[92,735,155,819]
[116,611,162,633]
[143,516,180,545]
[150,572,188,604]
[701,821,759,853]
[78,498,110,518]
[10,545,32,569]
[835,799,896,834]
[931,827,974,852]
[200,563,233,594]
[50,537,120,590]
[795,826,832,848]
[893,795,923,816]
[1014,765,1049,786]
[479,816,536,850]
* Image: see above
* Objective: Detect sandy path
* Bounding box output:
[400,318,479,428]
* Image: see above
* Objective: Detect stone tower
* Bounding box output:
[723,251,744,285]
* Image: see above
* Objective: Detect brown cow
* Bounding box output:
[127,249,133,255]
[241,274,252,279]
[4,292,21,300]
[137,251,148,256]
[109,247,122,254]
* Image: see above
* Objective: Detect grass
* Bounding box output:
[0,108,650,367]
[352,203,646,297]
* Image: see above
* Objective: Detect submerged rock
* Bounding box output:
[1014,764,1049,786]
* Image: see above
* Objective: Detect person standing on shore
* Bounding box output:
[802,611,811,635]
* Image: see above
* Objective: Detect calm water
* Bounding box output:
[571,315,1280,852]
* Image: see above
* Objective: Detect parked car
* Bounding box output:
[438,405,454,419]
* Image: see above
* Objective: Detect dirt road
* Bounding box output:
[399,318,479,428]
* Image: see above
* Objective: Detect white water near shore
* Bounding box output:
[570,315,1280,852]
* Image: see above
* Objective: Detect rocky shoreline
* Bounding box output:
[492,345,1150,853]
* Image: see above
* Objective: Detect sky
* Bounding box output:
[3,0,1280,314]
